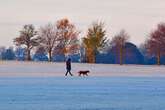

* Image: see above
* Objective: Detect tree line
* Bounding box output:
[0,18,165,65]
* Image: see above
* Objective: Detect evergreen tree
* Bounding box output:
[83,22,107,63]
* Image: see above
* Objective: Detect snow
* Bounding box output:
[0,61,165,110]
[0,77,165,110]
[0,61,165,77]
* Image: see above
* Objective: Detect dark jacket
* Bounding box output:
[66,59,71,70]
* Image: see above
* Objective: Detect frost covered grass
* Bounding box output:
[0,77,165,110]
[0,61,165,77]
[0,61,165,110]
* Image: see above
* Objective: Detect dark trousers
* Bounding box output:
[65,70,73,76]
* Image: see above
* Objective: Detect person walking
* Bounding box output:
[65,58,73,76]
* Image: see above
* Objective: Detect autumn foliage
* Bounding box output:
[83,22,107,63]
[37,18,79,61]
[56,18,80,56]
[12,20,165,65]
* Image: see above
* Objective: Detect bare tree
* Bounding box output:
[14,24,38,61]
[111,29,129,65]
[38,23,59,62]
[145,23,165,65]
[83,22,107,63]
[55,18,80,57]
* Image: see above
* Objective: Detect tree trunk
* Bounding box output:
[93,50,96,63]
[119,46,123,65]
[91,49,95,63]
[93,53,96,63]
[86,48,92,63]
[27,48,31,61]
[48,49,52,62]
[85,49,88,63]
[157,51,160,65]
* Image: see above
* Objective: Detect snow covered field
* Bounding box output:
[0,77,165,110]
[0,61,165,110]
[0,61,165,77]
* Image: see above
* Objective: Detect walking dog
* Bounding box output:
[78,70,90,76]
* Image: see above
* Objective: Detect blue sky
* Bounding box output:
[0,0,165,47]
